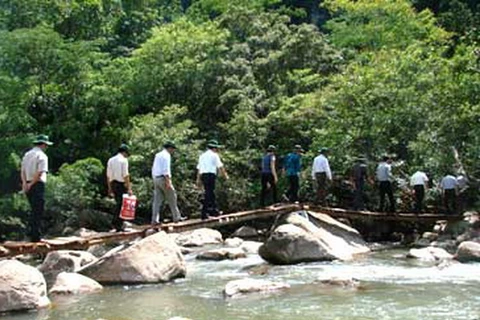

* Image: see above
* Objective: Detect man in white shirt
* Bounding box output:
[106,144,132,231]
[410,170,429,213]
[21,134,53,242]
[151,141,185,224]
[196,140,228,220]
[376,156,395,213]
[440,173,458,214]
[311,147,332,205]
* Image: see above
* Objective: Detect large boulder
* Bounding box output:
[224,237,244,248]
[259,211,370,264]
[196,248,247,261]
[174,228,223,247]
[78,231,186,284]
[455,241,480,262]
[0,260,50,312]
[49,272,102,295]
[232,226,259,239]
[38,250,97,287]
[224,278,290,297]
[241,241,263,254]
[407,247,453,261]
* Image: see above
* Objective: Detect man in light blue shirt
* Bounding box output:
[440,173,458,214]
[376,156,395,213]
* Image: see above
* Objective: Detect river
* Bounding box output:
[3,247,480,320]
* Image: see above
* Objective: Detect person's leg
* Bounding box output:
[27,182,45,242]
[379,182,386,212]
[417,185,425,212]
[260,173,268,206]
[162,179,181,222]
[201,174,216,219]
[112,181,126,231]
[152,177,162,224]
[291,175,299,202]
[269,173,277,204]
[386,182,395,212]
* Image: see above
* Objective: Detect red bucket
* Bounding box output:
[120,194,137,220]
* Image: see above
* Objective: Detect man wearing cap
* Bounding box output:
[351,157,368,210]
[284,145,303,202]
[21,134,53,242]
[151,141,185,224]
[311,147,332,205]
[107,144,132,231]
[376,156,395,213]
[410,170,429,213]
[196,140,228,220]
[260,145,278,206]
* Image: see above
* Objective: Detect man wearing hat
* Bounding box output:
[196,140,228,220]
[151,141,185,224]
[283,145,303,202]
[260,145,278,206]
[21,134,53,242]
[311,147,332,205]
[106,143,132,231]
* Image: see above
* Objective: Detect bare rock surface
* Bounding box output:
[174,228,223,247]
[196,248,247,261]
[455,241,480,262]
[0,260,50,312]
[224,237,244,247]
[224,278,290,297]
[232,226,259,238]
[49,272,102,295]
[78,231,186,284]
[407,247,453,261]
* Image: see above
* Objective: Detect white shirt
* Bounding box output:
[440,175,458,190]
[376,162,393,182]
[311,154,332,180]
[21,147,48,183]
[152,149,171,178]
[107,153,129,182]
[197,149,223,174]
[410,171,429,186]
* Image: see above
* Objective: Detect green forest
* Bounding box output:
[1,0,479,238]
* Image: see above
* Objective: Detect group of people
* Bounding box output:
[20,135,465,241]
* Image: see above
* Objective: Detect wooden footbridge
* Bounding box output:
[0,204,462,258]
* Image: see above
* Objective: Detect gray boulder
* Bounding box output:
[196,248,247,261]
[232,226,259,239]
[78,231,186,284]
[407,247,453,261]
[0,260,50,312]
[259,211,370,264]
[174,228,223,247]
[49,272,102,295]
[224,237,244,247]
[38,250,97,287]
[224,278,290,297]
[455,241,480,262]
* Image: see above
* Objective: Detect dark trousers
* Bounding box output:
[353,179,365,210]
[287,175,299,202]
[413,185,425,212]
[444,189,456,214]
[201,173,218,219]
[112,181,127,231]
[379,181,395,212]
[26,181,45,242]
[261,173,277,206]
[315,172,328,205]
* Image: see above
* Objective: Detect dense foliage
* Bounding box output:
[0,0,478,238]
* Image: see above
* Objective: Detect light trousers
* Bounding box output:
[152,176,181,223]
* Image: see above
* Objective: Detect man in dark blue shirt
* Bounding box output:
[283,145,303,202]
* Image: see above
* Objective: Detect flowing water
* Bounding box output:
[3,248,480,320]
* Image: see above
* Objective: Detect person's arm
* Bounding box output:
[271,157,277,182]
[326,159,332,180]
[196,170,202,188]
[311,158,316,180]
[106,162,113,197]
[220,166,228,179]
[123,160,132,195]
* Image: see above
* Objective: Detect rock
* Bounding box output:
[315,277,361,289]
[259,211,370,264]
[49,272,102,295]
[0,260,50,312]
[38,250,97,287]
[180,247,195,255]
[78,231,186,284]
[175,228,223,247]
[74,228,101,238]
[413,237,432,248]
[232,226,259,239]
[196,248,247,261]
[224,278,290,297]
[240,241,262,254]
[422,232,438,241]
[407,247,453,261]
[242,264,270,275]
[168,318,192,320]
[224,237,244,247]
[455,241,480,262]
[430,239,458,254]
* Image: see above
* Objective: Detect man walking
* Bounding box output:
[376,156,395,213]
[151,141,185,224]
[21,134,53,242]
[410,170,429,213]
[106,144,132,231]
[284,145,303,203]
[260,145,278,206]
[351,157,368,210]
[311,147,332,205]
[196,140,228,220]
[440,173,458,214]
